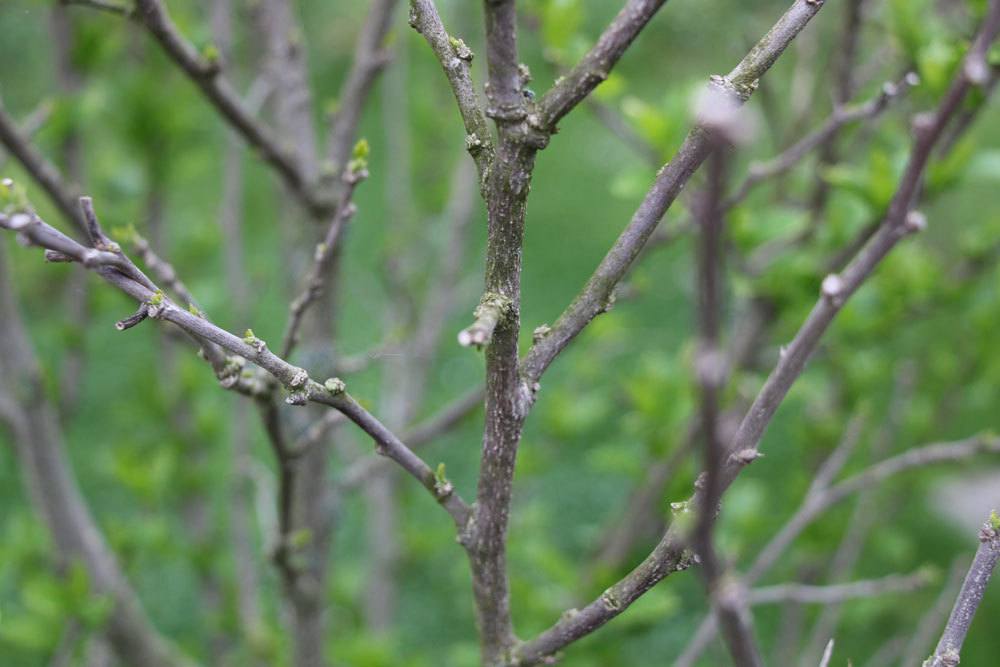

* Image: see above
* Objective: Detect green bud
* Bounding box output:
[324,377,346,395]
[289,529,312,550]
[352,138,370,161]
[149,290,164,306]
[201,43,220,67]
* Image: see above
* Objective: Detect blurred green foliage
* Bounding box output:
[1,1,1000,665]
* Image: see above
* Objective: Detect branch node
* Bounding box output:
[242,328,267,353]
[449,36,473,62]
[287,368,309,390]
[532,324,552,344]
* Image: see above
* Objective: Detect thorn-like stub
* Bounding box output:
[965,56,990,86]
[457,328,485,348]
[457,292,511,348]
[904,210,928,234]
[115,305,150,332]
[821,273,845,303]
[729,448,763,466]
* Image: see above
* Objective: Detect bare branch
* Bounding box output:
[326,0,397,175]
[749,570,933,606]
[0,99,86,236]
[0,198,473,530]
[337,385,485,491]
[927,515,1000,667]
[281,167,366,358]
[524,431,1000,667]
[726,71,919,209]
[521,0,831,391]
[537,0,668,131]
[0,99,52,171]
[691,135,764,667]
[120,227,202,312]
[129,0,333,216]
[902,559,968,667]
[457,293,510,348]
[408,0,494,181]
[717,0,1000,507]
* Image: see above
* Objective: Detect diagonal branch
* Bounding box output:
[521,0,831,392]
[0,197,473,531]
[536,0,669,132]
[408,0,494,183]
[725,71,920,209]
[326,0,397,175]
[127,0,333,216]
[281,164,367,358]
[927,515,1000,667]
[512,5,1000,656]
[0,99,86,236]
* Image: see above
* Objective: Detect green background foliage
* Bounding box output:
[2,0,1000,665]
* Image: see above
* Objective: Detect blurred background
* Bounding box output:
[2,0,1000,665]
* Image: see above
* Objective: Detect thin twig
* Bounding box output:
[0,99,86,236]
[408,0,493,183]
[520,0,831,396]
[281,166,366,358]
[337,385,484,491]
[0,197,473,530]
[725,71,919,209]
[927,515,1000,666]
[536,0,669,132]
[749,570,933,605]
[901,559,967,667]
[128,0,333,216]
